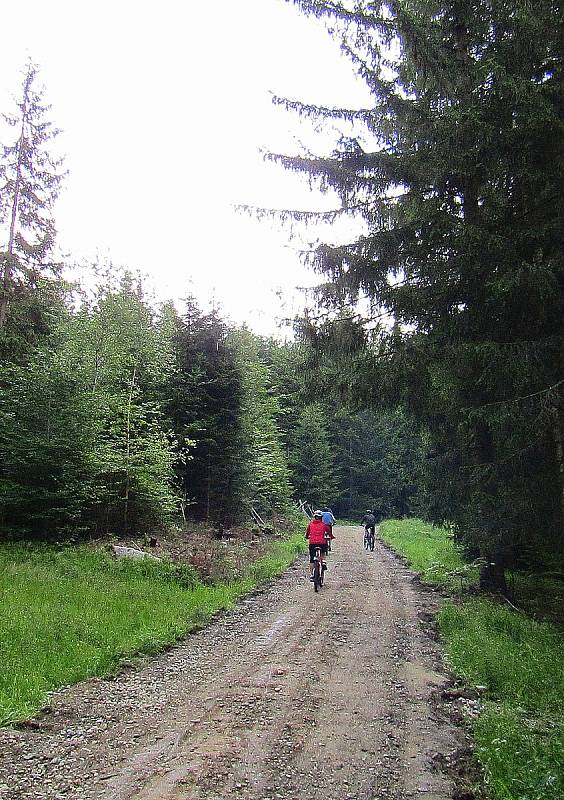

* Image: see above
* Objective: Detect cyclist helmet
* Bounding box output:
[314,509,323,518]
[366,509,372,513]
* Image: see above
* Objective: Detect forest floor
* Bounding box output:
[0,526,470,800]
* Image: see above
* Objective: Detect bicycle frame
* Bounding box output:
[312,546,323,591]
[364,526,375,551]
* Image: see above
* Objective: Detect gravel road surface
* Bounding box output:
[0,526,464,800]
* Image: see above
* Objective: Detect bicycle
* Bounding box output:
[312,545,324,592]
[363,526,375,551]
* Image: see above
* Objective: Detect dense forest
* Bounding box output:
[1,0,563,594]
[0,260,422,537]
[0,65,420,535]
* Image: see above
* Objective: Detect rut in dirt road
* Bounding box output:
[0,526,464,800]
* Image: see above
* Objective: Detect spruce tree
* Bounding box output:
[233,329,293,516]
[0,62,65,335]
[289,403,337,509]
[279,0,564,586]
[165,299,247,523]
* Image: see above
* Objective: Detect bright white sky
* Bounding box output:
[0,0,371,336]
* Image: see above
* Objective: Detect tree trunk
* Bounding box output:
[552,402,564,534]
[123,366,137,535]
[479,554,508,594]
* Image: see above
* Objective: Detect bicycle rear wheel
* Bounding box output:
[313,560,322,592]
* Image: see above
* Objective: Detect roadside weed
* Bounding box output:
[475,704,563,800]
[438,600,564,714]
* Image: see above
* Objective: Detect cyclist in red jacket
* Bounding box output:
[306,510,331,581]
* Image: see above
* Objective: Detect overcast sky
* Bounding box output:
[0,0,370,336]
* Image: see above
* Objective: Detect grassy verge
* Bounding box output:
[379,519,564,800]
[0,531,306,726]
[379,518,479,592]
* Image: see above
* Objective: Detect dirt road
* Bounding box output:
[0,526,464,800]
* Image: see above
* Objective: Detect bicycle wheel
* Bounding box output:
[364,531,369,550]
[313,560,322,592]
[370,534,375,551]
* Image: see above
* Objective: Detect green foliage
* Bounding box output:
[473,705,564,800]
[257,338,425,518]
[242,531,307,587]
[439,601,564,714]
[289,403,337,507]
[0,533,305,726]
[382,517,564,800]
[163,298,246,522]
[281,0,564,577]
[332,407,424,519]
[0,274,178,538]
[65,279,179,534]
[510,572,564,625]
[0,62,66,340]
[0,354,96,536]
[232,329,293,515]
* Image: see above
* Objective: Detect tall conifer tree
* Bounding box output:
[279,0,564,585]
[0,62,65,333]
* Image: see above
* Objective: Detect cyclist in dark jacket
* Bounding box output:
[361,510,376,533]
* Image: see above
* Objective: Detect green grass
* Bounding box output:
[440,600,564,800]
[439,600,564,713]
[379,518,479,592]
[380,519,564,800]
[472,705,564,800]
[509,573,564,625]
[0,532,306,726]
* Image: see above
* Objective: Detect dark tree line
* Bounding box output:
[259,340,425,519]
